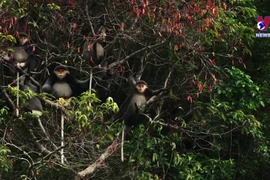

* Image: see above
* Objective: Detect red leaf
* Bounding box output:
[141,8,145,15]
[212,7,218,16]
[142,1,146,8]
[120,22,124,31]
[211,73,217,84]
[167,26,172,34]
[223,2,227,10]
[238,58,243,64]
[87,44,92,51]
[47,161,52,168]
[205,18,210,27]
[153,4,157,12]
[73,23,78,30]
[32,46,35,53]
[90,56,94,64]
[162,18,166,24]
[187,95,193,103]
[209,85,213,92]
[68,0,75,8]
[15,31,19,38]
[174,12,181,21]
[119,65,125,72]
[197,82,204,91]
[174,45,178,51]
[180,132,183,137]
[209,59,215,65]
[152,13,156,21]
[145,0,149,6]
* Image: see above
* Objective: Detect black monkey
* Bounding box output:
[82,29,108,79]
[7,33,36,116]
[41,65,89,99]
[82,29,112,99]
[12,32,36,74]
[122,76,169,127]
[20,77,43,116]
[82,39,106,67]
[119,76,169,161]
[42,64,89,164]
[1,33,36,86]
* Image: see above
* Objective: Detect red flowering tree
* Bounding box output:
[0,0,265,179]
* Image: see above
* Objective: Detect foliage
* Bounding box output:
[0,0,270,179]
[217,67,264,111]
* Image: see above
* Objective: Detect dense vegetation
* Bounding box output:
[0,0,270,179]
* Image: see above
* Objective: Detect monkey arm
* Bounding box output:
[128,76,137,92]
[68,75,90,95]
[76,78,90,91]
[146,88,170,96]
[27,55,37,73]
[41,76,53,92]
[71,77,89,89]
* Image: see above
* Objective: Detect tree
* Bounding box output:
[0,0,268,179]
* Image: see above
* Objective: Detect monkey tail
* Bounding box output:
[121,125,125,162]
[88,68,92,107]
[16,71,20,117]
[61,112,65,164]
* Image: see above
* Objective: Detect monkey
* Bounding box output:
[82,29,112,100]
[5,32,37,116]
[42,64,90,164]
[83,40,109,83]
[41,65,89,99]
[20,77,43,116]
[11,32,36,74]
[119,76,169,161]
[82,39,106,68]
[1,33,36,85]
[122,76,169,127]
[82,25,107,66]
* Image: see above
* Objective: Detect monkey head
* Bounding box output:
[18,32,30,46]
[54,65,69,80]
[136,80,148,94]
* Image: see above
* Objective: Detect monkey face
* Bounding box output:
[54,69,69,80]
[136,83,147,94]
[19,36,29,45]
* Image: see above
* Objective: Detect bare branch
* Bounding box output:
[28,128,59,158]
[108,39,168,69]
[75,131,121,180]
[2,89,16,110]
[85,3,96,36]
[164,69,172,88]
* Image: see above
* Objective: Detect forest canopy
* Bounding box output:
[0,0,270,179]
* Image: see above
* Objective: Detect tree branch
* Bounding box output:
[85,3,96,36]
[75,131,121,180]
[108,39,168,69]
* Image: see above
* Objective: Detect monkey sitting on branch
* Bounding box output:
[118,75,169,161]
